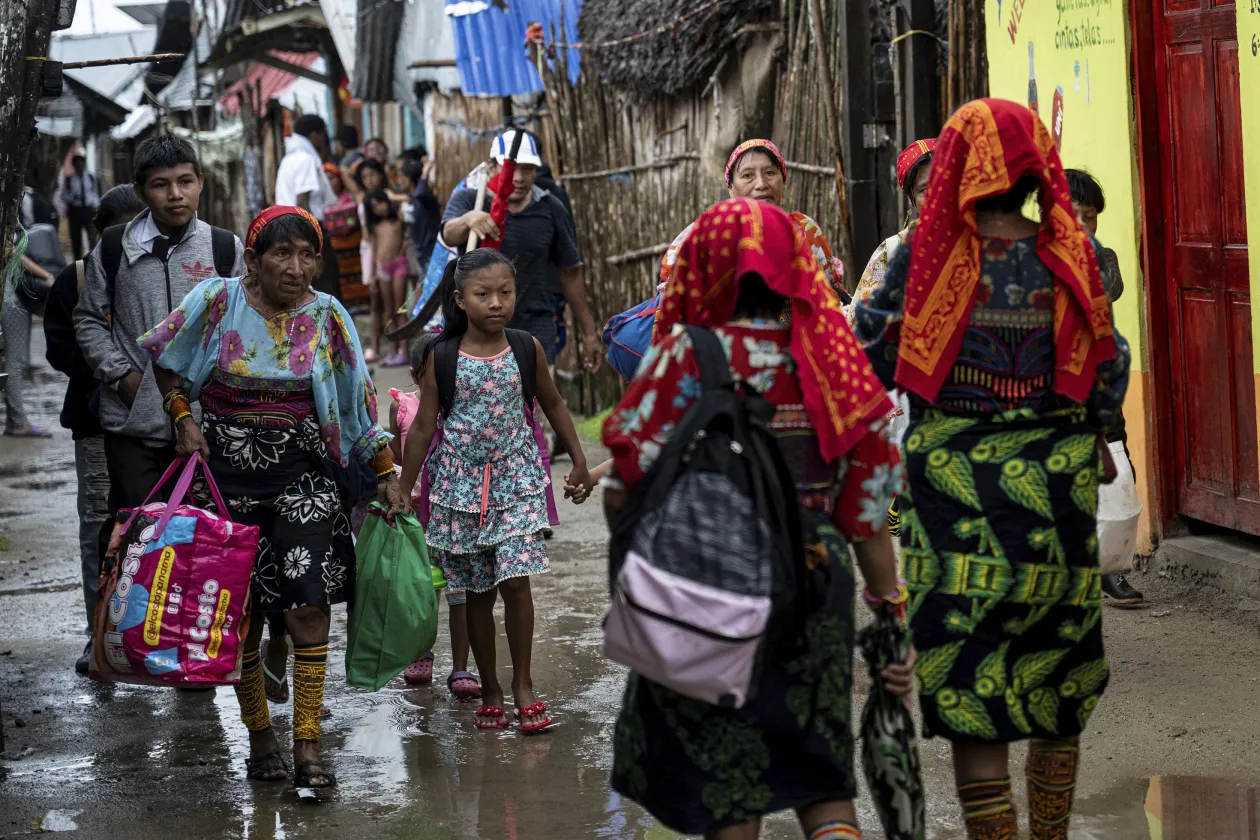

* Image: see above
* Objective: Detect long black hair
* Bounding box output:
[409,331,440,379]
[974,174,1041,215]
[435,249,517,343]
[93,184,146,233]
[362,188,396,232]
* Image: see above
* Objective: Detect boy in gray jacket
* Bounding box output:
[74,134,245,513]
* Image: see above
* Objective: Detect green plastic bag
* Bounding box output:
[346,504,438,691]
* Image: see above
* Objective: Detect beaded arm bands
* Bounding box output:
[163,388,193,426]
[370,448,395,480]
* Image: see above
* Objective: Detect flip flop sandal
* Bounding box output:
[514,701,555,735]
[403,652,435,685]
[447,670,481,701]
[474,705,510,730]
[4,426,52,438]
[293,760,336,789]
[364,349,381,363]
[245,750,290,781]
[263,662,289,703]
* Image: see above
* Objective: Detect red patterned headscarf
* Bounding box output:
[657,198,892,462]
[896,139,936,190]
[246,205,323,252]
[895,98,1114,405]
[725,139,788,186]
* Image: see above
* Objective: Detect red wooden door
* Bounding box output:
[1153,0,1260,533]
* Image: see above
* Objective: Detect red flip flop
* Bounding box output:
[403,652,434,685]
[514,701,555,735]
[474,705,510,730]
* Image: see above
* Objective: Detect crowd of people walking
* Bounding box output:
[0,94,1139,840]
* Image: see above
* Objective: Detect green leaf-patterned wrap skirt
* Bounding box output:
[899,407,1109,742]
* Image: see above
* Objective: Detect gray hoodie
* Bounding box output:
[74,210,245,444]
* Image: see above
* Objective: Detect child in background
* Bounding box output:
[365,187,410,367]
[389,333,481,700]
[1066,168,1144,607]
[399,249,595,734]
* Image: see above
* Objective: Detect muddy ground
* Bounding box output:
[2,328,1259,838]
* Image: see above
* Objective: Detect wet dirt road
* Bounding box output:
[4,330,1260,838]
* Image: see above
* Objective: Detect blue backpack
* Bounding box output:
[603,292,660,381]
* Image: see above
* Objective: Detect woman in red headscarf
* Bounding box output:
[853,99,1131,840]
[602,198,913,840]
[845,139,936,321]
[654,140,848,332]
[139,206,403,790]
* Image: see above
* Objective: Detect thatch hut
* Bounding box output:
[538,0,971,413]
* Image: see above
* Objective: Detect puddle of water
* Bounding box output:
[1074,775,1259,840]
[39,809,81,831]
[1144,775,1259,839]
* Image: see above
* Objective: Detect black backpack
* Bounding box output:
[432,328,538,416]
[608,326,812,655]
[99,222,236,304]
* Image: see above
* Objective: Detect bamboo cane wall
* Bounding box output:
[541,47,726,414]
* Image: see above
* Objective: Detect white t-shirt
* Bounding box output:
[274,135,325,221]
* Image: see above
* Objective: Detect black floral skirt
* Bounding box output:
[194,415,355,615]
[610,510,856,836]
[900,407,1108,743]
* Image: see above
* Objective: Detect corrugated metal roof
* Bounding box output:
[218,51,321,115]
[154,28,214,110]
[446,0,581,97]
[399,0,461,98]
[50,28,157,102]
[350,0,405,102]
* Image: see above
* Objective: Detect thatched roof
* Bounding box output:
[578,0,778,99]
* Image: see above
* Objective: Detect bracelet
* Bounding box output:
[165,395,192,421]
[862,580,909,609]
[370,447,395,479]
[162,387,189,414]
[172,410,193,425]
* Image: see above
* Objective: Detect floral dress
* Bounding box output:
[424,347,555,593]
[853,233,1132,743]
[602,321,902,836]
[140,277,387,613]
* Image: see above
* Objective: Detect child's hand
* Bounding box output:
[563,465,595,505]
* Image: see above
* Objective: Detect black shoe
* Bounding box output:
[75,640,92,675]
[1102,574,1144,607]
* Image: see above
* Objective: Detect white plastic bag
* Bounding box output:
[1096,440,1141,575]
[888,389,912,449]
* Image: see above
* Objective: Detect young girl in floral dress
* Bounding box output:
[398,249,594,733]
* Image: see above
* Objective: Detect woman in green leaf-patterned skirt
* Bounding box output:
[853,100,1132,840]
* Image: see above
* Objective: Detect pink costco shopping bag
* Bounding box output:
[90,454,260,687]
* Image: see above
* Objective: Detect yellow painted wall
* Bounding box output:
[986,0,1157,550]
[1238,10,1260,418]
[985,0,1145,367]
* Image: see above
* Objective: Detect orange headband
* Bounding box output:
[246,205,323,252]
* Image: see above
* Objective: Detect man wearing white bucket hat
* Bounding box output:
[440,129,601,373]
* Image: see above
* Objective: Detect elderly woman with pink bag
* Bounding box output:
[139,205,404,789]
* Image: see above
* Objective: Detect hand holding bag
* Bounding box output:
[90,454,260,686]
[345,504,439,691]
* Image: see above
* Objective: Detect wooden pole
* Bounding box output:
[806,0,855,284]
[0,0,56,312]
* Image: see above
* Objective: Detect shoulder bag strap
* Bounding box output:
[434,336,459,418]
[210,227,236,278]
[505,328,538,407]
[683,325,733,392]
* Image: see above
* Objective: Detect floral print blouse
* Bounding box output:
[602,321,903,542]
[139,277,389,467]
[852,232,1131,431]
